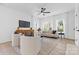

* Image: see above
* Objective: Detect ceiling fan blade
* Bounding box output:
[43,12,50,13]
[41,8,46,11]
[41,8,46,13]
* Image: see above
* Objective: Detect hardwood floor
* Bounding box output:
[38,37,79,55]
[0,38,79,55]
[0,41,18,55]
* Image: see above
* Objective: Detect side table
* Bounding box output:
[58,33,65,39]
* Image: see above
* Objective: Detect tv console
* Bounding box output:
[15,27,34,36]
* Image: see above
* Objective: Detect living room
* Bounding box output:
[37,9,75,40]
[0,3,79,55]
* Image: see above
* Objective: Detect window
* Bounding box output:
[43,22,50,32]
[56,20,65,33]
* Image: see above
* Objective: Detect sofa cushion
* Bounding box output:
[52,30,56,34]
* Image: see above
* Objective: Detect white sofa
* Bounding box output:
[41,31,58,38]
[12,33,41,55]
[12,34,20,47]
[20,36,41,55]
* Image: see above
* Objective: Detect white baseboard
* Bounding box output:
[65,37,75,40]
[0,39,11,44]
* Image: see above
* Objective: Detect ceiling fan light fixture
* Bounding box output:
[43,13,45,16]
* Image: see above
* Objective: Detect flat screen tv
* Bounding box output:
[19,20,30,28]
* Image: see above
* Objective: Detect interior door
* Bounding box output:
[75,4,79,46]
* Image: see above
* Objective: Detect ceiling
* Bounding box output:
[1,3,75,17]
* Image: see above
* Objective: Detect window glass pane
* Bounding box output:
[56,20,64,33]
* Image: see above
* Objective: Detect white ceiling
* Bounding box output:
[1,3,75,17]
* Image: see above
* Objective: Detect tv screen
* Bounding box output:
[19,20,30,27]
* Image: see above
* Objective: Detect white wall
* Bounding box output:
[39,16,54,30]
[39,10,75,40]
[66,10,75,39]
[53,10,75,39]
[0,5,31,43]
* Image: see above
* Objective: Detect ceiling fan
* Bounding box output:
[41,8,50,13]
[37,7,51,16]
